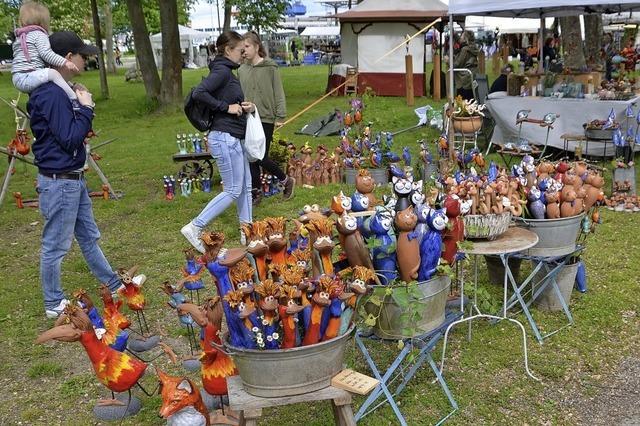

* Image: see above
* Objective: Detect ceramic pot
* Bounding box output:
[452,115,483,134]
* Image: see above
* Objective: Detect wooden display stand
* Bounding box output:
[226,376,356,426]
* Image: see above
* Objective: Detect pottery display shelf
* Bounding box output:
[438,227,540,381]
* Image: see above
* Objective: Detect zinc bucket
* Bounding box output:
[532,262,579,312]
[514,214,584,257]
[372,275,451,340]
[223,324,354,397]
[344,167,389,185]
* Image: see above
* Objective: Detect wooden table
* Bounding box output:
[226,376,356,426]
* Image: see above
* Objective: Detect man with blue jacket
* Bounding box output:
[28,31,122,318]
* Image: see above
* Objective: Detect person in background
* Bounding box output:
[543,37,557,64]
[11,1,79,100]
[489,64,512,94]
[290,39,298,62]
[27,31,123,319]
[621,38,636,72]
[181,31,256,252]
[239,31,295,205]
[602,33,615,80]
[453,30,480,100]
[115,46,122,66]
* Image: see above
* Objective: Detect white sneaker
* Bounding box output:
[45,299,70,319]
[181,221,205,253]
[239,227,248,246]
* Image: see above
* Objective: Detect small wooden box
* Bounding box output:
[331,369,379,395]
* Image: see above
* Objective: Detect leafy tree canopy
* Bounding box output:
[233,0,288,33]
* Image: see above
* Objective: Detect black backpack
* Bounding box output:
[184,87,211,132]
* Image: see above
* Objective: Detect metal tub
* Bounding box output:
[224,324,354,397]
[514,214,584,257]
[344,167,389,185]
[372,275,451,340]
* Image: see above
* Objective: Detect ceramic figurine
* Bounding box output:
[583,172,604,211]
[337,266,376,335]
[355,169,377,207]
[302,275,336,346]
[394,206,420,283]
[288,247,312,275]
[241,221,269,282]
[321,286,343,342]
[545,191,561,218]
[74,288,129,353]
[278,285,305,349]
[157,369,209,426]
[363,208,397,282]
[335,213,376,275]
[223,290,259,349]
[528,187,546,219]
[414,203,432,245]
[254,279,282,349]
[177,297,238,410]
[418,209,448,282]
[574,186,587,215]
[99,284,131,331]
[182,248,206,304]
[162,280,197,355]
[392,174,413,212]
[410,180,425,207]
[307,219,335,277]
[560,188,577,217]
[442,196,464,266]
[116,265,150,334]
[331,191,352,216]
[265,217,288,266]
[36,305,150,407]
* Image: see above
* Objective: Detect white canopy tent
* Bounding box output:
[300,26,340,37]
[150,25,213,68]
[447,0,640,100]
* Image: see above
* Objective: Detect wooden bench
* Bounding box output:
[226,376,356,426]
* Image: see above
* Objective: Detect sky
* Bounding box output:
[188,0,332,30]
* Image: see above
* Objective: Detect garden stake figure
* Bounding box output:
[254,279,282,349]
[362,208,397,282]
[307,218,336,277]
[265,217,288,266]
[162,280,198,356]
[241,221,269,282]
[229,258,256,306]
[418,208,448,281]
[73,288,129,352]
[302,274,335,346]
[175,297,239,425]
[278,285,305,349]
[182,248,206,304]
[99,284,131,331]
[116,265,149,336]
[223,290,260,349]
[36,305,166,417]
[338,266,376,335]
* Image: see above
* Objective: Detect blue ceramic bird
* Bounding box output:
[385,151,401,163]
[385,133,393,149]
[402,147,412,167]
[370,150,382,167]
[488,161,498,182]
[528,187,546,219]
[418,209,448,281]
[389,163,405,178]
[626,104,634,118]
[363,209,397,282]
[602,108,616,129]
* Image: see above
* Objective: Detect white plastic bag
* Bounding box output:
[244,107,266,162]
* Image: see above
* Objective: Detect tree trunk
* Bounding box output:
[90,0,109,98]
[559,16,586,70]
[584,14,603,69]
[104,0,117,74]
[125,0,161,102]
[159,0,182,107]
[223,1,232,32]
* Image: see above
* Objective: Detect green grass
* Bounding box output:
[0,65,639,425]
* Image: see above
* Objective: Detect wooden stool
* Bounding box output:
[561,133,587,159]
[226,376,355,426]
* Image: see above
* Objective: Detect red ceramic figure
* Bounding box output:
[265,217,288,266]
[278,283,305,349]
[99,284,131,330]
[116,265,149,334]
[157,368,210,425]
[442,195,464,266]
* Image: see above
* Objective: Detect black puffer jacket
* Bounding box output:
[192,56,247,139]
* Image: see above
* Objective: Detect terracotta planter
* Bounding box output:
[452,115,483,133]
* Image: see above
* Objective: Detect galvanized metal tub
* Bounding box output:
[344,167,389,185]
[372,275,451,340]
[464,213,512,240]
[224,324,354,397]
[514,214,584,257]
[532,262,579,312]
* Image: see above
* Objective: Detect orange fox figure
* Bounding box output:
[157,368,210,426]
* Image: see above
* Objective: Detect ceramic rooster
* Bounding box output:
[254,279,282,349]
[99,284,131,331]
[265,217,288,266]
[73,288,129,352]
[157,369,210,426]
[36,305,148,406]
[302,274,335,346]
[116,265,149,334]
[278,284,305,349]
[241,221,269,282]
[182,248,206,304]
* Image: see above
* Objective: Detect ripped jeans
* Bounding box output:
[193,131,252,227]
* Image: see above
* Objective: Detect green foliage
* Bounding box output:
[233,0,288,33]
[27,361,63,378]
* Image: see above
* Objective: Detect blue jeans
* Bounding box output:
[194,131,252,228]
[37,174,121,309]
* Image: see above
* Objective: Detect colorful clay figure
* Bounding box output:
[414,203,432,245]
[162,280,197,355]
[36,305,148,406]
[157,369,210,426]
[338,266,376,335]
[545,191,561,219]
[355,168,377,206]
[74,288,129,352]
[442,195,464,266]
[116,265,149,334]
[242,221,269,282]
[307,218,335,277]
[395,206,420,283]
[288,248,312,275]
[350,190,370,230]
[223,290,259,349]
[302,275,335,346]
[321,288,343,342]
[254,279,282,349]
[363,208,397,282]
[418,209,448,281]
[528,187,546,219]
[99,284,131,331]
[392,174,413,212]
[278,285,305,349]
[177,297,238,402]
[182,248,206,304]
[265,217,288,266]
[335,212,376,274]
[331,191,352,216]
[410,180,425,206]
[229,258,256,305]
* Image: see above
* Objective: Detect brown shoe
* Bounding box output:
[282,177,295,200]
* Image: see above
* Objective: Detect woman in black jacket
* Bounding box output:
[181,31,255,252]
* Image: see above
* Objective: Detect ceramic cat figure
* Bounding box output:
[414,203,432,245]
[545,191,561,219]
[395,206,420,283]
[410,180,425,207]
[442,195,463,266]
[335,213,376,273]
[355,168,377,207]
[392,175,413,212]
[363,208,397,283]
[351,190,370,231]
[584,173,604,211]
[528,187,546,219]
[418,209,448,281]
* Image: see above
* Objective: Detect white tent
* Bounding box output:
[300,26,340,37]
[336,0,448,96]
[150,25,213,68]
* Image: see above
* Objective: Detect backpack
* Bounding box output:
[184,87,211,132]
